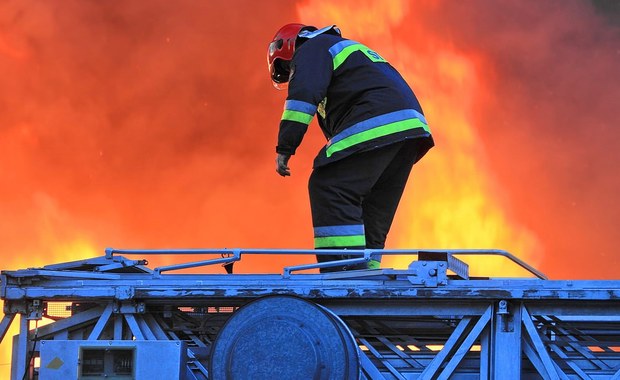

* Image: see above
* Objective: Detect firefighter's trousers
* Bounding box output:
[309,138,428,273]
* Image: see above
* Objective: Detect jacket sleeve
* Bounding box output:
[276,37,333,155]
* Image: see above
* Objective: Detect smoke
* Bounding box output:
[0,0,619,375]
[297,0,620,279]
[0,0,617,275]
[0,0,616,279]
[411,0,620,278]
[0,1,307,372]
[0,0,316,273]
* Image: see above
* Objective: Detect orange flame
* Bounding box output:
[1,1,619,376]
[298,0,542,277]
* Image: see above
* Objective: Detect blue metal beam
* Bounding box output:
[523,337,553,380]
[4,275,620,302]
[522,304,568,379]
[34,305,105,339]
[491,301,521,378]
[418,316,475,378]
[87,303,114,340]
[438,305,493,379]
[357,348,385,379]
[13,315,28,380]
[0,313,15,343]
[123,313,145,340]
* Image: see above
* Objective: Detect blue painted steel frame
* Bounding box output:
[2,248,620,379]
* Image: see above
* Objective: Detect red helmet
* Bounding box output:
[267,23,306,90]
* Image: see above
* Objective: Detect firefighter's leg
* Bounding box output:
[309,162,366,272]
[308,143,405,272]
[363,139,425,269]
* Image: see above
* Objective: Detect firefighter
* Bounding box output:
[268,24,434,272]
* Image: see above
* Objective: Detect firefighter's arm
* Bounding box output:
[274,39,332,176]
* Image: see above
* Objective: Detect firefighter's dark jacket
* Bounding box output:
[276,27,434,168]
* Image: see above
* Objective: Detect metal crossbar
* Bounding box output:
[103,247,548,279]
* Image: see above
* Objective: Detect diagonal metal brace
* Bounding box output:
[0,313,16,344]
[283,251,372,278]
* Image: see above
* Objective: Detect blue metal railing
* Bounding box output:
[104,247,548,279]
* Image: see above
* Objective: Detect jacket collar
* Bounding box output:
[298,25,342,39]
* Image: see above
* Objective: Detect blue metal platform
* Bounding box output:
[2,248,620,379]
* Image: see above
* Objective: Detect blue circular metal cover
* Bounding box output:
[209,295,359,379]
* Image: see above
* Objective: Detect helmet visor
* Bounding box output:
[271,59,291,90]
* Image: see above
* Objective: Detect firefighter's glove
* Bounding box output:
[275,153,291,177]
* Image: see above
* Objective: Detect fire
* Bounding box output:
[389,49,543,277]
[1,1,619,377]
[297,0,542,277]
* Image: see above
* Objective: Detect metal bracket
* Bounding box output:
[3,300,26,315]
[406,251,471,287]
[497,299,514,332]
[418,251,469,280]
[96,258,149,272]
[27,299,43,320]
[114,301,146,314]
[407,260,447,287]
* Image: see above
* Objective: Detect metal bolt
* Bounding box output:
[498,300,509,315]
